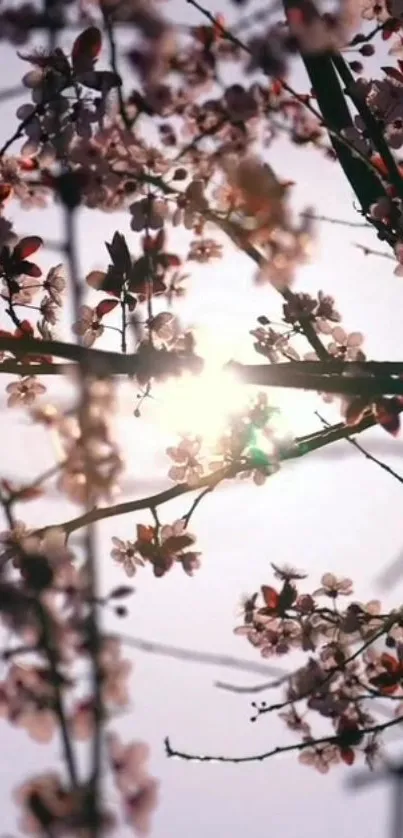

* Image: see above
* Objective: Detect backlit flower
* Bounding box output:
[6,376,46,408]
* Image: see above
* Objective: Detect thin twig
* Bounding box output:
[165,714,403,764]
[101,5,129,130]
[315,411,403,486]
[354,242,395,261]
[182,484,217,527]
[47,412,390,536]
[302,212,370,228]
[255,616,397,720]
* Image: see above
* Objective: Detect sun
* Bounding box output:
[157,365,249,443]
[152,328,294,451]
[152,328,251,442]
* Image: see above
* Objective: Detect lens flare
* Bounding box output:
[157,364,248,443]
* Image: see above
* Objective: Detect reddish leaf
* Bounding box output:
[161,253,181,268]
[163,535,194,552]
[15,320,34,337]
[370,672,399,694]
[137,524,155,543]
[72,26,102,67]
[375,398,401,436]
[106,231,132,276]
[19,158,37,172]
[382,18,401,39]
[377,411,400,436]
[96,298,118,319]
[344,397,369,427]
[381,66,403,84]
[78,70,121,91]
[87,268,123,298]
[86,270,106,290]
[261,585,279,610]
[340,748,355,766]
[14,236,43,260]
[271,79,283,96]
[380,652,400,672]
[143,229,166,253]
[371,154,390,177]
[0,184,12,202]
[21,261,42,278]
[213,13,225,36]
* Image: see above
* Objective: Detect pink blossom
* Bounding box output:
[188,238,223,263]
[72,305,104,347]
[111,536,145,577]
[327,326,365,361]
[43,264,65,306]
[166,436,204,483]
[6,376,46,408]
[314,572,353,597]
[299,744,341,773]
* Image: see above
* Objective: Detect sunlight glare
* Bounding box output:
[156,328,250,442]
[154,327,296,451]
[158,365,248,443]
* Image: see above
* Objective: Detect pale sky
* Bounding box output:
[1,2,403,836]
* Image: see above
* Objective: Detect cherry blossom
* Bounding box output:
[188,238,223,262]
[314,572,354,597]
[110,537,145,577]
[327,326,366,361]
[43,264,65,306]
[166,436,204,483]
[72,304,104,347]
[6,376,46,407]
[298,744,341,773]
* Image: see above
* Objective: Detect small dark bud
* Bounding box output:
[349,61,363,74]
[359,44,375,56]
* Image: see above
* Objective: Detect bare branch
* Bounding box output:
[164,715,403,764]
[114,633,288,679]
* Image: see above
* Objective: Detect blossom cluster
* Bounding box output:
[235,563,403,771]
[0,517,158,835]
[0,0,403,827]
[111,519,201,578]
[166,390,288,488]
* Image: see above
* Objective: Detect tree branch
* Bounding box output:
[228,361,403,397]
[114,633,287,679]
[3,334,403,397]
[0,335,202,378]
[315,411,403,485]
[164,714,403,764]
[47,412,389,535]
